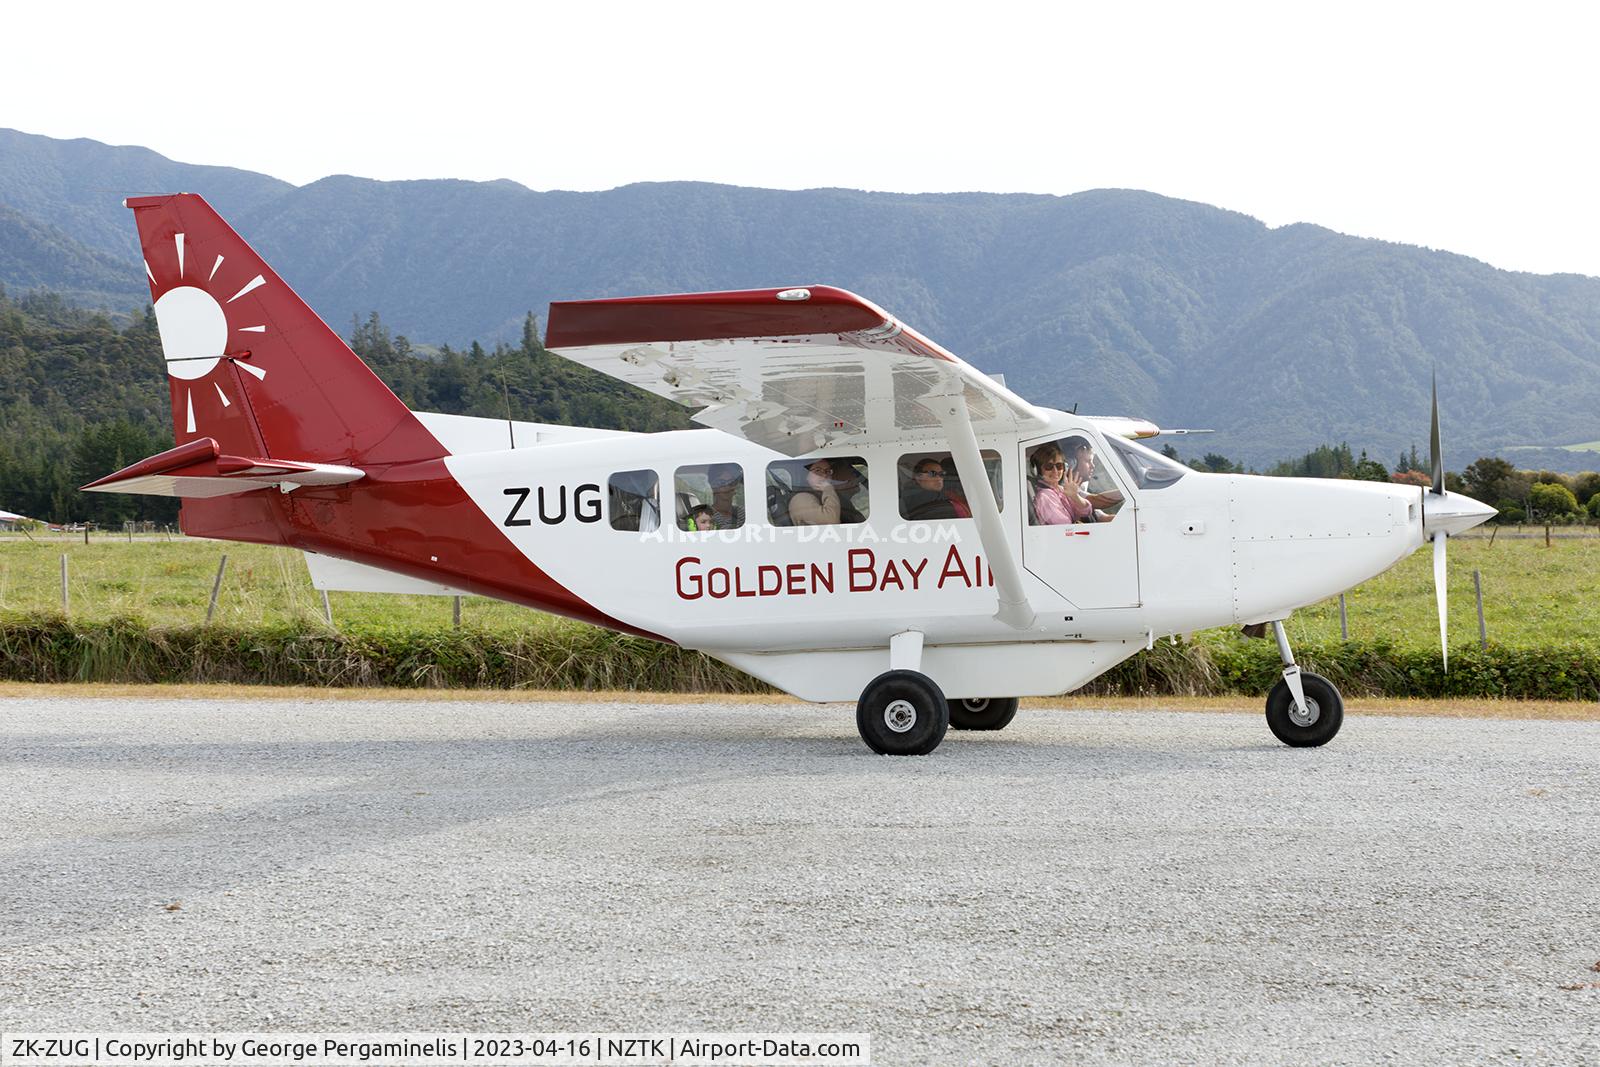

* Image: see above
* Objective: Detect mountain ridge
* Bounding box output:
[2,128,1596,469]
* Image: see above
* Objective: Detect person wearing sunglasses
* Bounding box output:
[902,457,971,520]
[1030,442,1093,525]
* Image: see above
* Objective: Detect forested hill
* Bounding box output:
[0,289,689,525]
[3,128,1599,469]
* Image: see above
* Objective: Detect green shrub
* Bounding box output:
[1529,482,1582,521]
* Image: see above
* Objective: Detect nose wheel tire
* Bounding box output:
[1265,672,1344,747]
[857,670,949,755]
[948,696,1020,731]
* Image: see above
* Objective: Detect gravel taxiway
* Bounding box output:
[3,696,1598,1065]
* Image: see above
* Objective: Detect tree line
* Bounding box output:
[2,285,1595,526]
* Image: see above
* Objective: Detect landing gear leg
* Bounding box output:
[1265,620,1344,747]
[856,631,949,755]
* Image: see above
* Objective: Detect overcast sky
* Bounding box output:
[9,1,1599,276]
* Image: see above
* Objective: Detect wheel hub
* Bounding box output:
[1289,697,1321,728]
[961,698,990,712]
[884,699,918,733]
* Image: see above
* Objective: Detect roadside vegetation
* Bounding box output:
[1,535,1594,699]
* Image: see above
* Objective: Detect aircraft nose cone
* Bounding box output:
[1423,490,1497,538]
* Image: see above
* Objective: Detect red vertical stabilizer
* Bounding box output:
[129,193,446,465]
[128,193,446,541]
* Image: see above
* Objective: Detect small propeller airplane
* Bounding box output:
[86,194,1496,755]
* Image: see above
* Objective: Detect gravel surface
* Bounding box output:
[3,697,1599,1065]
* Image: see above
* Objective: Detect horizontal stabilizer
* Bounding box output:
[81,438,363,498]
[1085,416,1162,440]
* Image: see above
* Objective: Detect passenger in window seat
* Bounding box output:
[789,459,841,525]
[903,460,971,520]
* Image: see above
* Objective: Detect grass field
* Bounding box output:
[1,531,1595,649]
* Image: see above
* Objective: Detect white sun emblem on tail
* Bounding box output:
[154,286,229,381]
[149,233,269,433]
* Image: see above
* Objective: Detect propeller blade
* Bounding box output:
[1429,371,1444,495]
[1433,532,1449,672]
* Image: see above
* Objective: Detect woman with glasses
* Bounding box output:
[1030,443,1092,525]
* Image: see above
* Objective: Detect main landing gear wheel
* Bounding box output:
[1265,672,1344,747]
[856,670,949,755]
[948,696,1020,731]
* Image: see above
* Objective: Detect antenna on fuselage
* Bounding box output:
[500,370,515,450]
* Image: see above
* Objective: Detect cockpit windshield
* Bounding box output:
[1105,436,1188,490]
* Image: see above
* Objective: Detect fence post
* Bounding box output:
[1338,593,1349,640]
[83,526,89,545]
[1474,570,1487,649]
[206,554,228,624]
[321,589,333,626]
[60,554,68,615]
[1546,524,1552,548]
[453,595,462,628]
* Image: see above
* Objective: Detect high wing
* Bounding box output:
[544,286,1048,457]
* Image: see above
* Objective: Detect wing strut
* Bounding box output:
[936,394,1035,630]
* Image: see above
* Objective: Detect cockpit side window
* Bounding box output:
[1026,435,1126,525]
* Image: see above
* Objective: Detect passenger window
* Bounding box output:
[765,456,870,527]
[608,469,660,532]
[675,463,746,531]
[898,451,1002,520]
[1026,436,1125,526]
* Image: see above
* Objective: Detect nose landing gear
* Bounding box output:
[1265,619,1344,747]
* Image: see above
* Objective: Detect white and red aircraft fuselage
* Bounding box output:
[87,194,1494,754]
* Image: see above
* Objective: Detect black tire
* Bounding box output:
[856,670,949,755]
[948,696,1020,731]
[1265,672,1344,747]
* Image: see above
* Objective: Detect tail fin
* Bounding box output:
[128,193,444,466]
